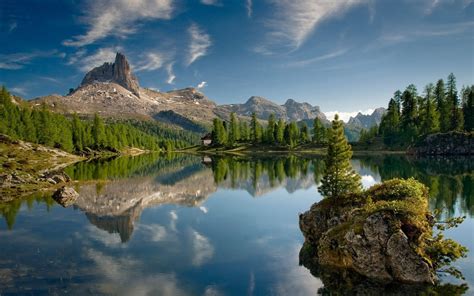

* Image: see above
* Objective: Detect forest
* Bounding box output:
[360,73,473,147]
[210,112,328,148]
[0,86,195,153]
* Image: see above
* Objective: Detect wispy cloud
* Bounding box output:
[369,21,474,50]
[76,47,119,72]
[246,0,253,18]
[135,52,166,71]
[10,86,28,97]
[186,23,212,66]
[201,0,221,6]
[191,230,214,266]
[286,48,349,67]
[63,0,174,47]
[260,0,368,52]
[197,81,207,89]
[166,63,176,84]
[0,50,60,70]
[8,21,17,33]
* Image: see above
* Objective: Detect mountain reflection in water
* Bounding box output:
[0,154,472,295]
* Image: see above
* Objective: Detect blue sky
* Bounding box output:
[0,0,473,117]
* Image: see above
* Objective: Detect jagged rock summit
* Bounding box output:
[80,52,140,97]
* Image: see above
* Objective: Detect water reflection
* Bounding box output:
[0,154,472,295]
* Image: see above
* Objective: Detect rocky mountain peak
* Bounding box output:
[80,52,140,97]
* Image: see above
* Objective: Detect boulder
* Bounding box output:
[52,186,79,207]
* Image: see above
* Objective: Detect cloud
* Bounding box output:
[75,47,119,72]
[286,48,349,67]
[324,109,374,123]
[166,63,176,84]
[197,81,207,89]
[0,50,59,70]
[361,175,377,188]
[369,21,474,50]
[199,206,208,213]
[135,52,166,71]
[8,21,17,33]
[246,0,253,17]
[10,87,28,97]
[201,0,220,5]
[63,0,174,47]
[139,224,169,242]
[260,0,368,52]
[186,23,212,66]
[191,230,214,266]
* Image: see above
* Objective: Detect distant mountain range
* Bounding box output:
[29,52,384,139]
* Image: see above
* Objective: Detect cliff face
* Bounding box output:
[80,52,140,97]
[409,131,473,155]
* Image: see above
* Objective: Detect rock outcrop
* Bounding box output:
[409,131,473,155]
[52,186,79,207]
[80,52,140,97]
[299,178,466,286]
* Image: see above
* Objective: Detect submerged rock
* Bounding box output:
[299,178,465,286]
[52,186,79,207]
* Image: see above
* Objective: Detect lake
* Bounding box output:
[1,154,473,295]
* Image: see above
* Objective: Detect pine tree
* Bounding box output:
[312,117,326,144]
[300,123,309,143]
[318,114,361,199]
[379,98,400,145]
[250,112,262,143]
[435,79,450,132]
[266,113,276,143]
[401,87,418,142]
[274,119,284,145]
[463,86,474,132]
[228,112,239,146]
[420,83,440,135]
[446,73,463,131]
[92,113,106,148]
[212,118,227,146]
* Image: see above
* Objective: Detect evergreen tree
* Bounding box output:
[300,123,309,143]
[312,117,326,144]
[318,114,361,199]
[212,118,227,146]
[420,83,440,135]
[463,86,474,132]
[266,113,276,143]
[446,73,463,131]
[401,87,418,142]
[275,119,285,145]
[285,122,299,148]
[379,98,400,145]
[435,79,450,132]
[92,113,106,148]
[228,112,239,146]
[250,112,262,143]
[239,121,250,141]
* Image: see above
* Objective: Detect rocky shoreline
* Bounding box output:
[299,178,467,289]
[0,134,83,201]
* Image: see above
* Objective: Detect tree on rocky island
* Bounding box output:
[318,114,361,199]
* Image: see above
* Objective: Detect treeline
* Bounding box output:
[0,86,191,153]
[361,73,473,146]
[211,112,329,148]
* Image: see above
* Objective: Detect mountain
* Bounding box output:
[31,53,220,130]
[218,96,327,122]
[80,52,140,97]
[347,108,386,129]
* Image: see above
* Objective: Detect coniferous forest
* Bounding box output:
[0,86,196,153]
[361,73,473,147]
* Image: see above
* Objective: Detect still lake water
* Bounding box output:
[0,154,473,295]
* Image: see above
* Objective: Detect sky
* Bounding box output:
[0,0,473,118]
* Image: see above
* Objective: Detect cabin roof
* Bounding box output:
[201,133,212,140]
